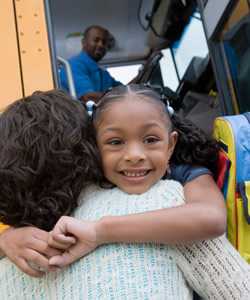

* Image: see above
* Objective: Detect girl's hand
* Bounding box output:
[48,216,98,267]
[0,227,61,277]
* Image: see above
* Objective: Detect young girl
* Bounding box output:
[0,86,249,299]
[0,90,226,278]
[48,84,226,268]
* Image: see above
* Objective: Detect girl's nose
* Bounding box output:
[124,144,146,163]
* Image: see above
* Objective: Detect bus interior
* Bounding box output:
[2,0,250,136]
[50,0,218,135]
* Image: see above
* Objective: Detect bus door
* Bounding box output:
[0,0,57,110]
[198,0,250,114]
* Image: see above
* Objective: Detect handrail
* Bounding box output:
[57,56,77,99]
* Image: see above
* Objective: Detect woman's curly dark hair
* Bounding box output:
[93,84,219,177]
[0,90,102,231]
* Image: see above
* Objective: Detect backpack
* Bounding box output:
[214,113,250,263]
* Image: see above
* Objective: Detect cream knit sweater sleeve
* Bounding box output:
[170,233,250,299]
[81,181,250,299]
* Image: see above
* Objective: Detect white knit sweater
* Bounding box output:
[0,180,250,300]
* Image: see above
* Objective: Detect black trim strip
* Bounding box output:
[218,140,228,153]
[12,0,25,97]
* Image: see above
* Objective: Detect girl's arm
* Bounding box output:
[49,174,226,267]
[97,174,226,244]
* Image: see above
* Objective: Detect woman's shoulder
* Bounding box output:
[83,181,183,197]
[155,180,184,206]
[77,180,184,214]
[78,184,107,202]
[79,181,184,198]
[156,179,183,192]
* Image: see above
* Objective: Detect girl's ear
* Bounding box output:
[168,131,178,157]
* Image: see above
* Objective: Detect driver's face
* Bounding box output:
[83,28,109,62]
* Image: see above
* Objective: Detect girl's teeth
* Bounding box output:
[124,171,147,177]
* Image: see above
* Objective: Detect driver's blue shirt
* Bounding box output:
[59,51,121,99]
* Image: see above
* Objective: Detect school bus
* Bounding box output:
[1,0,250,131]
[1,0,250,283]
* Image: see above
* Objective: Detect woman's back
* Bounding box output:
[1,180,250,299]
[0,180,193,300]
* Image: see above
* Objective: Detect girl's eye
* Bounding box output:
[107,139,122,145]
[144,136,159,144]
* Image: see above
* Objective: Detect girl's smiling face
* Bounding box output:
[95,95,178,194]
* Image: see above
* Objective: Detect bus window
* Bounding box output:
[173,13,208,77]
[107,64,142,84]
[172,12,208,79]
[223,14,250,113]
[160,49,179,91]
[159,12,209,92]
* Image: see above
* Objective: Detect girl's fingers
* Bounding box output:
[53,234,76,244]
[48,265,61,272]
[48,233,76,250]
[31,236,62,257]
[49,252,75,268]
[49,255,66,267]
